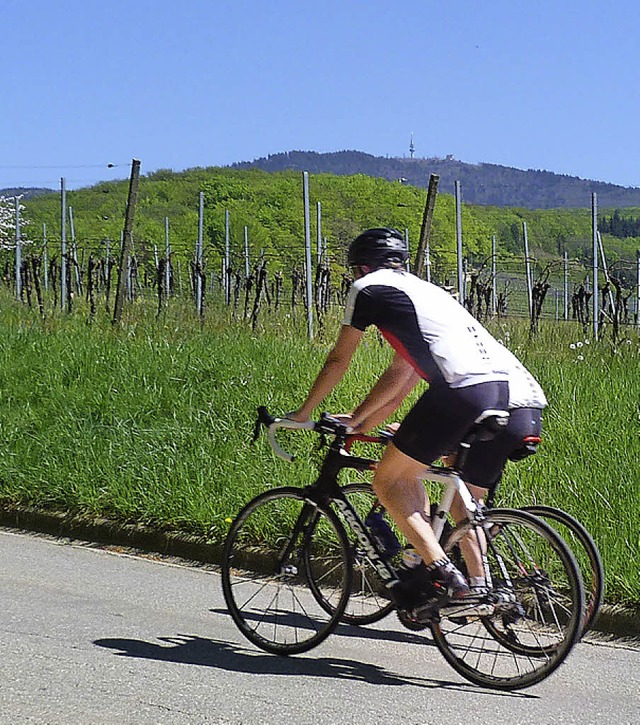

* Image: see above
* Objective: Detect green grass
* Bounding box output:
[0,291,638,604]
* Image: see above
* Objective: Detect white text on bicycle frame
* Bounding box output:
[334,499,394,582]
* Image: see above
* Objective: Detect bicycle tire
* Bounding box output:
[221,486,353,655]
[431,508,584,690]
[305,482,397,625]
[522,504,604,636]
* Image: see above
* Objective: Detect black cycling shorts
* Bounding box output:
[458,407,543,491]
[393,380,509,468]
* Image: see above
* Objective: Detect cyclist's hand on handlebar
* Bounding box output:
[283,409,310,424]
[255,407,316,462]
[333,413,375,434]
[331,413,357,432]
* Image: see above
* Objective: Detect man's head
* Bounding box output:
[347,227,408,274]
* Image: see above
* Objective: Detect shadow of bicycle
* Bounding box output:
[207,606,434,646]
[93,631,535,699]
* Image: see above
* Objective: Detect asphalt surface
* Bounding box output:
[1,527,640,724]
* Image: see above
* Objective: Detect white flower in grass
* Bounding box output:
[577,354,584,361]
[584,339,591,345]
[576,341,583,348]
[569,343,576,350]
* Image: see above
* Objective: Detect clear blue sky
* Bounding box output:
[3,0,639,190]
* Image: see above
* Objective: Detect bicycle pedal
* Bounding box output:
[402,596,442,625]
[500,602,526,626]
[487,587,518,607]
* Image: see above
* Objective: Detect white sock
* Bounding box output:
[469,576,486,589]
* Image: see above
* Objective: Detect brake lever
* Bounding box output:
[253,406,276,443]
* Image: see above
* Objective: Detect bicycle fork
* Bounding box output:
[273,501,320,578]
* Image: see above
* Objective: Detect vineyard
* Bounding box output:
[2,165,640,342]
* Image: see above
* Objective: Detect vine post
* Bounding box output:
[302,171,314,340]
[636,250,640,328]
[414,173,439,280]
[591,192,599,341]
[60,178,67,310]
[14,197,22,300]
[523,221,533,319]
[454,180,464,302]
[112,159,141,325]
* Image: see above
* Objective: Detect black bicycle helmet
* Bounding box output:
[347,227,408,268]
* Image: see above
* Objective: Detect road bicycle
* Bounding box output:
[221,407,585,690]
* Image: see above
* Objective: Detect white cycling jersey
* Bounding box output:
[343,268,547,408]
[343,268,509,389]
[490,341,548,409]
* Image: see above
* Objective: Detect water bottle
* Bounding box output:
[401,547,423,569]
[365,510,402,556]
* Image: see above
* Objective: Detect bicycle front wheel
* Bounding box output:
[523,504,604,636]
[221,487,353,655]
[432,508,584,690]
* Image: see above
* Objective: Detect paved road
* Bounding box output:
[1,528,639,725]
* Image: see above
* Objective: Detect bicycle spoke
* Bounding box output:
[522,505,604,636]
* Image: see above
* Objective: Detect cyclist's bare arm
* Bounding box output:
[350,353,421,432]
[289,325,364,422]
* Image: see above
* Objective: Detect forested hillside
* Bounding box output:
[231,150,640,210]
[1,187,53,200]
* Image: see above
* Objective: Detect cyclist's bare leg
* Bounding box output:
[373,443,447,565]
[450,483,489,582]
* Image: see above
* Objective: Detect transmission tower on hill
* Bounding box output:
[409,132,415,158]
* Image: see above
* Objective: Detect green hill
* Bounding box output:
[15,166,640,282]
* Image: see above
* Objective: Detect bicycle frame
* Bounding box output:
[424,465,480,540]
[267,417,490,596]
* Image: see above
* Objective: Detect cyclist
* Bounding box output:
[287,227,541,612]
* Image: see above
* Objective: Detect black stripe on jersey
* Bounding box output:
[349,285,446,384]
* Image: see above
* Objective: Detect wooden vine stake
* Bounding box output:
[112,159,141,325]
[414,173,439,280]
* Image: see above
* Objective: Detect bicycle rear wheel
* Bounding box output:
[221,486,352,655]
[523,504,604,636]
[431,508,584,690]
[305,482,397,626]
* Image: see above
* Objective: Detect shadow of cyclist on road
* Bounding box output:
[93,633,534,699]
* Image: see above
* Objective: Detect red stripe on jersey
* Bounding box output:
[380,328,431,382]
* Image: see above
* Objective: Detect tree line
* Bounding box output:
[598,209,640,238]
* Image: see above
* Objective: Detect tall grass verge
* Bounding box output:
[0,293,638,604]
